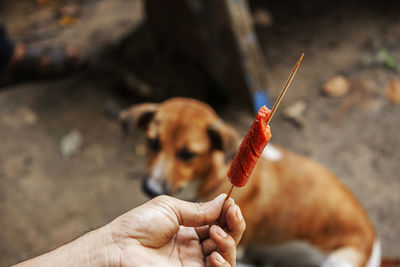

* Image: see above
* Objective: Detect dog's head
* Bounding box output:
[120,98,238,197]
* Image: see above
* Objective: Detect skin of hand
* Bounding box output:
[109,194,245,267]
[14,194,245,267]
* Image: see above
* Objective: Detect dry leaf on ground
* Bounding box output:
[323,75,351,97]
[386,77,400,105]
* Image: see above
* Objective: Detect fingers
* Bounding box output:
[225,204,246,245]
[195,225,210,241]
[209,225,236,266]
[202,201,246,256]
[202,238,218,256]
[210,252,231,267]
[218,198,235,226]
[151,194,227,227]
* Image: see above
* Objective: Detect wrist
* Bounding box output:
[14,224,121,267]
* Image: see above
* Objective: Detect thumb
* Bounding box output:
[152,194,227,227]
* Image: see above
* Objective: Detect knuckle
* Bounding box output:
[152,195,170,204]
[220,235,235,251]
[194,202,208,222]
[240,220,246,232]
[227,235,236,247]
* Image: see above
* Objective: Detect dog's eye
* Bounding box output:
[177,148,197,162]
[147,137,160,152]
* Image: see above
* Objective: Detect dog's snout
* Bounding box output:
[142,180,160,198]
[142,176,169,197]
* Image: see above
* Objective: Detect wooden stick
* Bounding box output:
[225,53,304,201]
[225,184,234,201]
[266,53,304,125]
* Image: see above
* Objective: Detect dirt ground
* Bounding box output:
[0,0,399,266]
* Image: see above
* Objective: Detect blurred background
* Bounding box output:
[0,0,399,266]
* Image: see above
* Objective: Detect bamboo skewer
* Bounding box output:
[266,53,304,125]
[226,184,234,201]
[225,53,304,201]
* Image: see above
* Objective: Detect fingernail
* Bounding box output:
[216,226,227,238]
[235,205,243,221]
[215,252,225,264]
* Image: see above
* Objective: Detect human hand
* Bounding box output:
[108,194,246,267]
[14,194,245,267]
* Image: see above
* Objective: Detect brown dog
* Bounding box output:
[120,97,380,267]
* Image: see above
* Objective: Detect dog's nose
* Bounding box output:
[141,177,169,197]
[142,179,160,198]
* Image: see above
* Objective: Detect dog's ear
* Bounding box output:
[119,103,159,135]
[207,121,239,163]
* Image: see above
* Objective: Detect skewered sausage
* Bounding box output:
[227,106,272,187]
